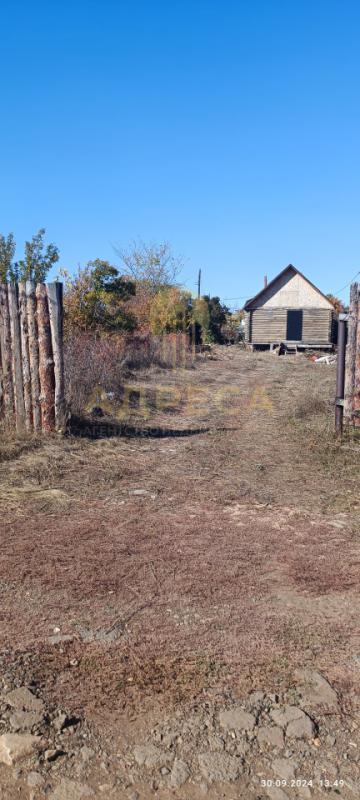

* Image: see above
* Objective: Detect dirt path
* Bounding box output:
[1,348,360,798]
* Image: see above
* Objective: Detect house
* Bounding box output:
[243,264,337,351]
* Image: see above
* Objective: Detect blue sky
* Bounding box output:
[1,0,359,306]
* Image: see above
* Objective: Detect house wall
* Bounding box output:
[253,271,333,310]
[246,308,333,344]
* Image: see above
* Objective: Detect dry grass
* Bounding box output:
[1,348,360,721]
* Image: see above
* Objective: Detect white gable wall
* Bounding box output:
[255,271,333,309]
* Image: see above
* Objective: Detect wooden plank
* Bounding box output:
[8,283,26,432]
[26,281,41,432]
[46,282,66,432]
[18,282,33,432]
[36,283,55,432]
[0,283,15,422]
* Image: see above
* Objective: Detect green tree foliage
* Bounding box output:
[192,296,211,342]
[0,229,59,282]
[62,259,136,333]
[150,287,192,334]
[17,228,59,282]
[197,296,229,343]
[0,233,16,283]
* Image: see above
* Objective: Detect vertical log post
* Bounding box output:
[0,284,15,421]
[18,283,33,432]
[47,282,66,432]
[8,283,26,433]
[354,291,360,425]
[36,283,55,432]
[26,281,41,432]
[344,283,358,424]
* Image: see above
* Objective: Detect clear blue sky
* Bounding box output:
[1,0,359,306]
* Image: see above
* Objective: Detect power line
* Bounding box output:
[223,294,254,301]
[333,270,360,296]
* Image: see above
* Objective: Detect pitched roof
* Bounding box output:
[243,264,335,311]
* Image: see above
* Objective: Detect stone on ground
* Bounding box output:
[133,744,163,768]
[198,751,242,782]
[286,713,315,740]
[257,725,284,748]
[4,687,44,713]
[27,771,44,788]
[219,707,256,732]
[50,779,94,799]
[9,711,43,731]
[169,758,190,788]
[295,669,339,710]
[0,733,43,766]
[272,757,297,780]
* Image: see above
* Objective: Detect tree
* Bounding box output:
[62,259,136,333]
[0,233,16,283]
[221,309,244,343]
[150,287,192,334]
[326,294,345,314]
[200,296,229,343]
[192,296,210,341]
[115,240,183,293]
[0,229,59,282]
[17,228,59,282]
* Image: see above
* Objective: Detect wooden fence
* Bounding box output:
[0,282,65,434]
[344,282,360,426]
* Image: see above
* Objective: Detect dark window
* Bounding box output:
[286,309,303,341]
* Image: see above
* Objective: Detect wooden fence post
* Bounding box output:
[344,283,358,424]
[0,284,15,421]
[26,281,41,432]
[8,283,26,433]
[36,283,55,432]
[47,282,66,432]
[18,283,33,432]
[0,281,64,434]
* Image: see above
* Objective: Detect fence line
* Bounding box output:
[0,281,65,434]
[343,282,360,427]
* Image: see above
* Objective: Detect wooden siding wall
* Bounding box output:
[250,309,287,343]
[302,309,332,343]
[247,308,333,344]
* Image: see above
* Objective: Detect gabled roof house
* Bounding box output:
[243,265,337,350]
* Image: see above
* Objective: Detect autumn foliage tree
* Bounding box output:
[62,260,136,333]
[326,294,345,314]
[150,287,192,334]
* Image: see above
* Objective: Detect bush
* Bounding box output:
[64,331,192,415]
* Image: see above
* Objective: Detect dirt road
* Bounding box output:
[1,347,359,799]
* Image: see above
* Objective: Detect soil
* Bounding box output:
[0,346,360,799]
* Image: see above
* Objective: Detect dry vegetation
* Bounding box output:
[1,347,360,796]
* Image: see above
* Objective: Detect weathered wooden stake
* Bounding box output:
[26,281,41,432]
[18,283,33,432]
[0,284,15,420]
[8,283,26,432]
[47,282,66,432]
[36,283,55,432]
[344,282,358,423]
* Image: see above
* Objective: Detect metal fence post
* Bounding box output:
[335,315,347,437]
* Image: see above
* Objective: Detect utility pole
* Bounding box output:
[197,269,201,299]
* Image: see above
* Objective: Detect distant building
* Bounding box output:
[243,264,337,351]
